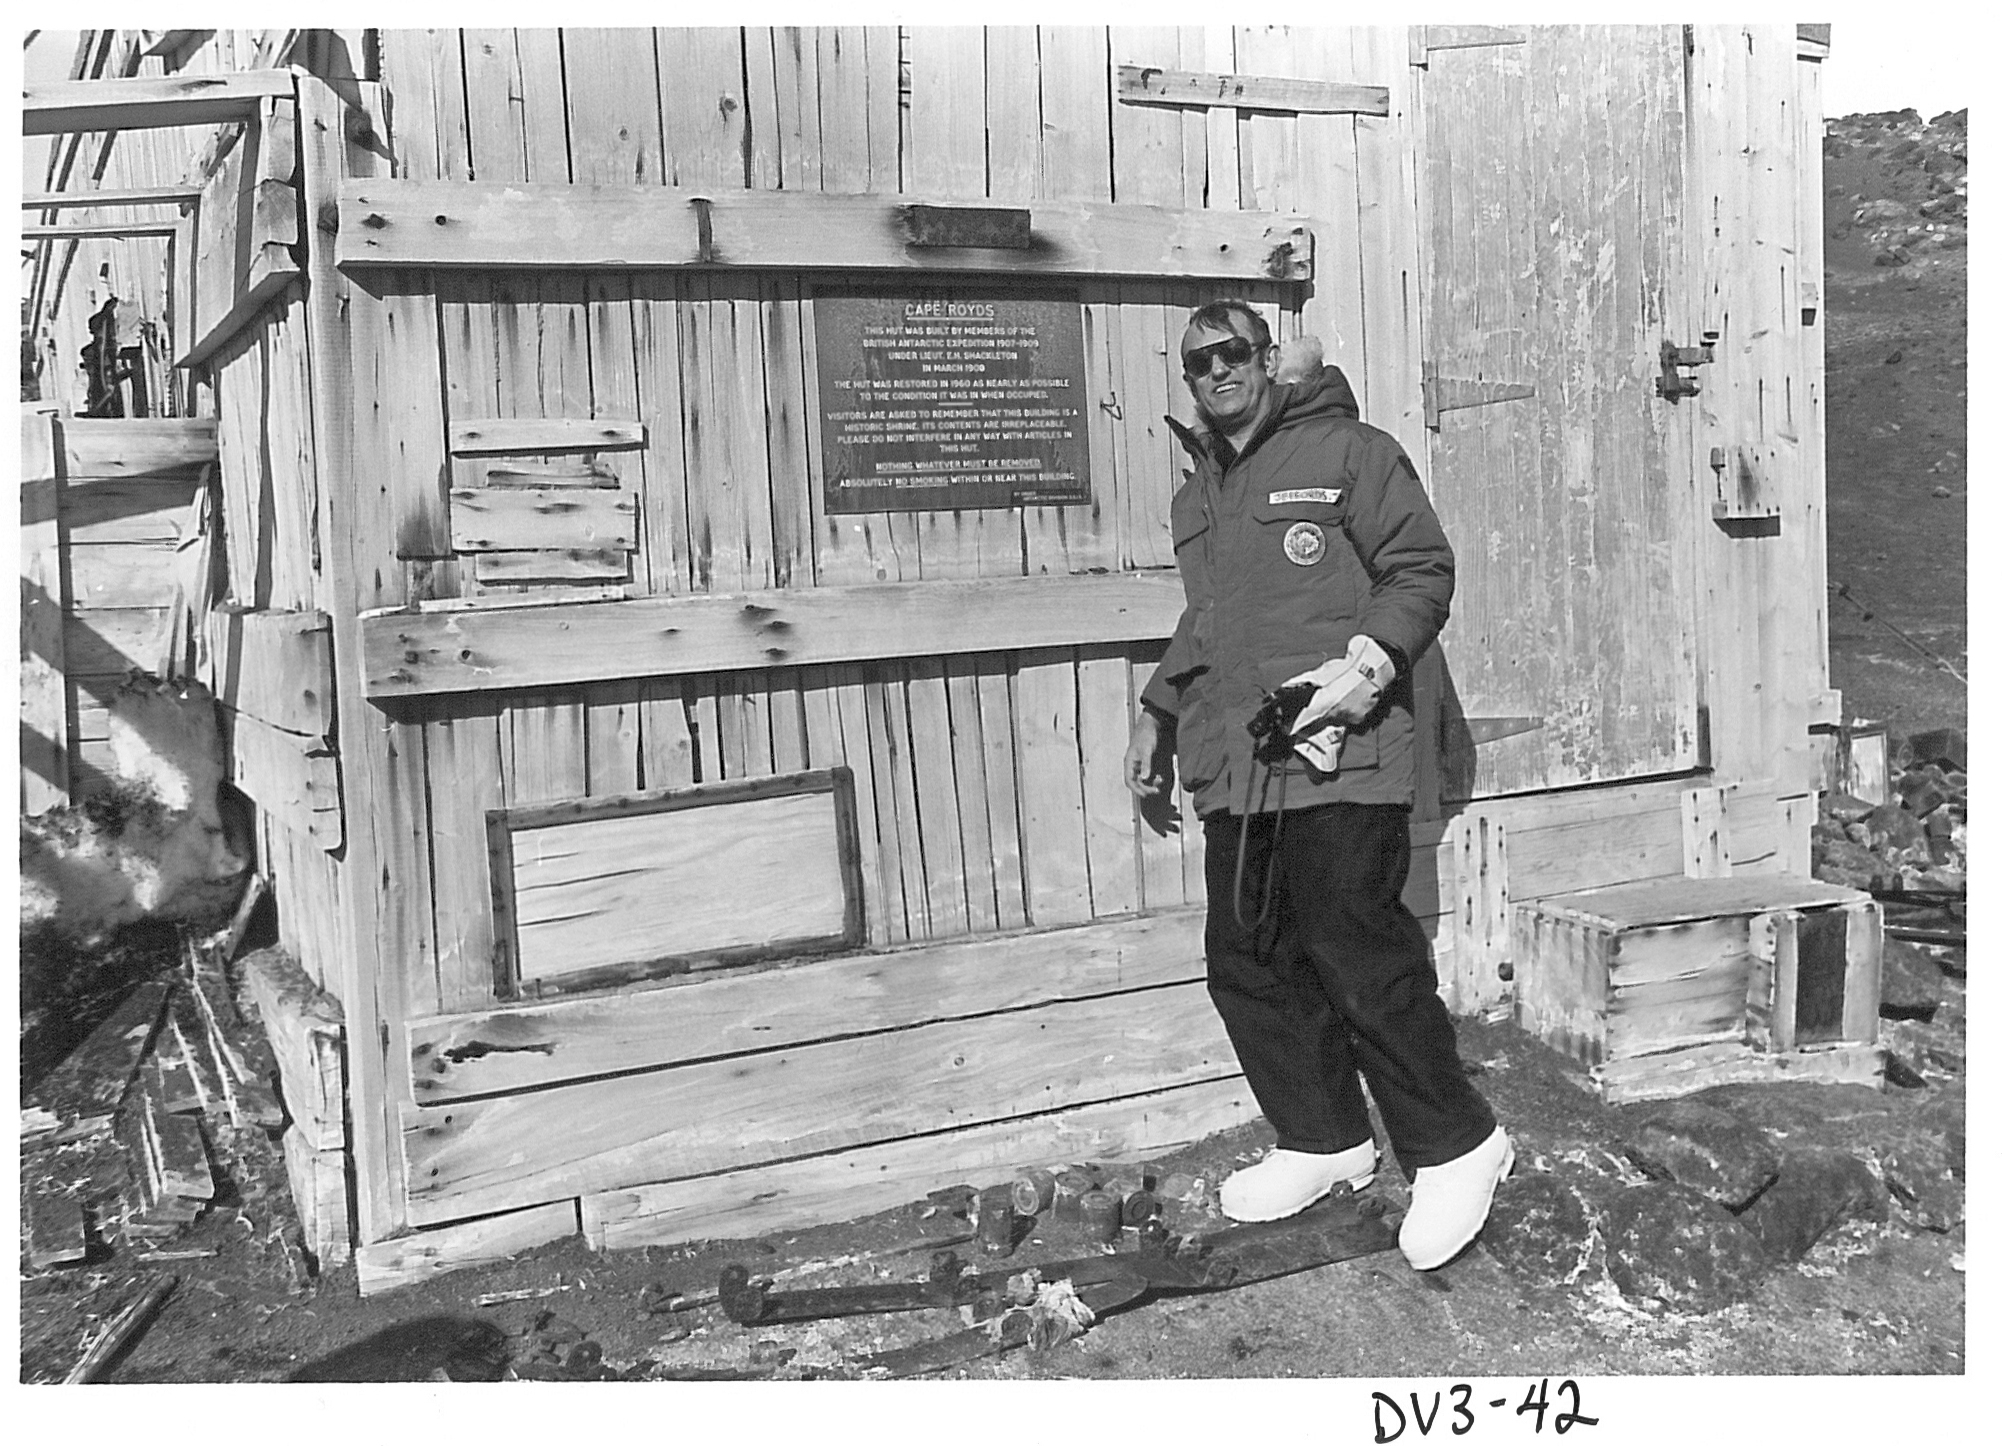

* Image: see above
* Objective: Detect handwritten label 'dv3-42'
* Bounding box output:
[1371,1379,1599,1439]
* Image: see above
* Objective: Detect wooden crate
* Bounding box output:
[1514,874,1883,1103]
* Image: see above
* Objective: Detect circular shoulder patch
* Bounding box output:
[1282,521,1326,566]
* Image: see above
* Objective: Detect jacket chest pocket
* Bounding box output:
[1248,493,1348,572]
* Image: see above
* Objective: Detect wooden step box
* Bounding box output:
[1512,874,1884,1103]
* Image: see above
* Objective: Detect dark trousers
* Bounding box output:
[1203,804,1495,1176]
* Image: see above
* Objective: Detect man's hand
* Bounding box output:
[1286,635,1396,735]
[1125,708,1173,799]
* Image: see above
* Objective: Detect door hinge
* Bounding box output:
[1422,362,1536,431]
[1656,333,1717,402]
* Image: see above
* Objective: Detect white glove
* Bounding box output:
[1285,635,1396,736]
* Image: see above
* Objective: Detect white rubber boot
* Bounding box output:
[1398,1126,1514,1270]
[1218,1143,1378,1223]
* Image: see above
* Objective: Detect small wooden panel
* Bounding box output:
[60,418,218,479]
[282,1126,353,1266]
[365,573,1186,698]
[583,1074,1258,1252]
[240,948,346,1152]
[448,417,646,455]
[355,1199,578,1296]
[338,180,1315,282]
[1594,1041,1883,1106]
[410,908,1206,1103]
[401,978,1235,1226]
[449,486,637,553]
[471,549,631,585]
[1116,65,1390,116]
[227,712,343,850]
[207,607,334,736]
[23,70,295,135]
[490,770,863,996]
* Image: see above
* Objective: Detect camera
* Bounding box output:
[1247,681,1319,765]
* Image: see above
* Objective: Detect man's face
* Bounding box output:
[1181,315,1276,433]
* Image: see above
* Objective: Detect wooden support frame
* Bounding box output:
[1115,65,1390,116]
[336,180,1315,282]
[23,70,296,135]
[21,186,203,210]
[486,768,865,999]
[363,572,1186,698]
[20,222,180,241]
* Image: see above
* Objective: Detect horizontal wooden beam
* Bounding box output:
[357,1199,578,1296]
[22,186,203,210]
[409,908,1206,1103]
[1116,64,1390,116]
[362,572,1186,698]
[402,978,1234,1225]
[22,70,295,135]
[21,222,179,241]
[448,417,645,454]
[583,1075,1257,1253]
[336,181,1315,283]
[62,418,217,478]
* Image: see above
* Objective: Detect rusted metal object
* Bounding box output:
[976,1185,1018,1256]
[1079,1189,1121,1244]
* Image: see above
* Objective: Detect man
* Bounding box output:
[1124,300,1510,1270]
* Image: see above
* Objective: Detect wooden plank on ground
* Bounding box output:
[365,572,1184,697]
[27,981,171,1133]
[401,978,1235,1224]
[336,180,1316,282]
[355,1199,578,1296]
[410,907,1206,1103]
[583,1073,1257,1251]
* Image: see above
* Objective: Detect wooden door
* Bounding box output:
[1417,26,1701,800]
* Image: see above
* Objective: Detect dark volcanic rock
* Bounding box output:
[1620,1100,1784,1210]
[1877,938,1945,1020]
[1877,1131,1963,1232]
[1811,835,1884,890]
[1820,791,1880,825]
[1735,1147,1885,1262]
[1601,1184,1771,1312]
[1482,1173,1601,1289]
[1863,802,1928,852]
[1904,727,1967,769]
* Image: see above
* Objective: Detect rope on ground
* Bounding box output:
[1829,579,1967,685]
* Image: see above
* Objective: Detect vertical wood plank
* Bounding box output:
[564,27,662,185]
[762,275,814,588]
[20,409,69,813]
[902,26,1014,581]
[905,658,969,937]
[1013,646,1093,927]
[830,663,895,944]
[296,76,418,1237]
[1129,647,1185,910]
[638,676,696,789]
[659,27,748,188]
[976,659,1030,930]
[863,669,918,941]
[1076,646,1140,918]
[428,697,505,1012]
[943,658,1000,933]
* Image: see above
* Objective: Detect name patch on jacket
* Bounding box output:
[1283,522,1327,566]
[1267,487,1342,505]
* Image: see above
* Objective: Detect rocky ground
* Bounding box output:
[18,109,1970,1407]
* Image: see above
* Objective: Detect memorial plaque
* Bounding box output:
[814,288,1090,514]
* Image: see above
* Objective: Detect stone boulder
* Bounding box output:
[1481,1172,1603,1290]
[1619,1099,1784,1210]
[1601,1184,1771,1313]
[1734,1146,1885,1262]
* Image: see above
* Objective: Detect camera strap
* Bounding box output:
[1231,756,1291,934]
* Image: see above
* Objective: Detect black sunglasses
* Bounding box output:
[1182,336,1264,377]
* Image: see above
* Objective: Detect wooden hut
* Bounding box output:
[21,24,1860,1289]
